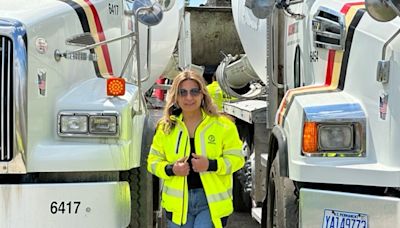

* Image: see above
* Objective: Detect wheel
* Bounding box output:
[266,154,298,228]
[120,117,156,228]
[233,172,252,212]
[120,167,153,228]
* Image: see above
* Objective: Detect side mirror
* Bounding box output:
[366,0,397,22]
[245,0,275,19]
[126,0,164,26]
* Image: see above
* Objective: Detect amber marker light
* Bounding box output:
[303,122,318,153]
[107,77,126,96]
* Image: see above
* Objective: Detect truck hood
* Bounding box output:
[0,0,184,93]
[0,0,68,27]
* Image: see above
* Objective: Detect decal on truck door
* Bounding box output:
[37,69,47,96]
[379,93,388,120]
[276,2,365,126]
[59,0,114,78]
[288,22,298,36]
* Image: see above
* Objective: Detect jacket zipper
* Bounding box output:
[178,117,204,226]
[180,136,188,226]
[175,130,182,154]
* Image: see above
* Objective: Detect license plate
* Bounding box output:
[322,209,368,228]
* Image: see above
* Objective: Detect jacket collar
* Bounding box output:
[170,108,209,124]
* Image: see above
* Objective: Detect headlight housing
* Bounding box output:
[58,111,119,137]
[302,103,366,157]
[302,122,364,156]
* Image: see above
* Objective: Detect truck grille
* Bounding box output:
[0,35,13,161]
[312,7,346,50]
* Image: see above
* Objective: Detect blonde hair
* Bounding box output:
[160,70,219,133]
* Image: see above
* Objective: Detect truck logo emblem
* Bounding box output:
[37,70,47,96]
[36,38,48,54]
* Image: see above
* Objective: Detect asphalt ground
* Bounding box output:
[226,212,260,228]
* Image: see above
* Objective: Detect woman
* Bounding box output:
[147,70,244,228]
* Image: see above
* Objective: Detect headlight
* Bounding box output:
[58,111,119,137]
[302,103,366,157]
[302,122,364,157]
[89,115,117,134]
[60,115,88,134]
[319,124,353,150]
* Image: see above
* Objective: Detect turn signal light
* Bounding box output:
[107,77,125,96]
[303,122,318,153]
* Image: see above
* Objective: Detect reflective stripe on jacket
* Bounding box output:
[147,110,244,228]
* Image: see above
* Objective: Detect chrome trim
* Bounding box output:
[57,111,120,138]
[289,0,304,4]
[65,32,96,46]
[376,60,390,83]
[312,6,346,50]
[302,103,366,157]
[0,18,27,173]
[381,28,400,60]
[376,28,400,84]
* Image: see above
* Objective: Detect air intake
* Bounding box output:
[312,7,346,50]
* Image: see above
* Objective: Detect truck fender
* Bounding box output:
[269,125,288,177]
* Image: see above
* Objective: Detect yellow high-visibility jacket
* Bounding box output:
[207,81,224,111]
[147,110,244,228]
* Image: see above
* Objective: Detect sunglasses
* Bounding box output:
[178,88,201,97]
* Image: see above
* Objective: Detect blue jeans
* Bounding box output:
[166,188,214,228]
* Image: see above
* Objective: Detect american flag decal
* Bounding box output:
[379,93,388,120]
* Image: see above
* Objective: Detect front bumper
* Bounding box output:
[0,182,130,228]
[300,188,400,227]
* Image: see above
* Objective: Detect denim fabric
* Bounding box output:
[166,188,215,228]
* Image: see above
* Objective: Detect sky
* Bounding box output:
[189,0,207,6]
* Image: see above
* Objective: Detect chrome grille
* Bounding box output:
[0,35,13,161]
[312,7,346,50]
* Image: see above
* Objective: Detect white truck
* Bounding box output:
[0,0,183,227]
[217,0,400,227]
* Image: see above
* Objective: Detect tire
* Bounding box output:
[266,154,298,228]
[233,172,252,212]
[120,118,156,228]
[120,167,153,228]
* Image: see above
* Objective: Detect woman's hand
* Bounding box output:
[191,153,209,172]
[172,156,190,176]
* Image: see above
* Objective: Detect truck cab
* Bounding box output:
[218,0,400,227]
[0,0,183,227]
